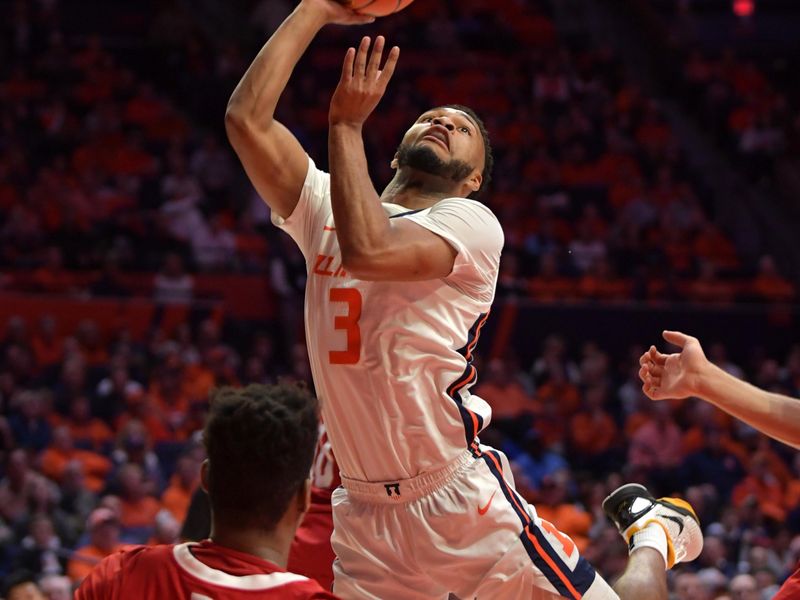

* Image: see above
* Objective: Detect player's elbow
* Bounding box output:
[224,107,250,142]
[341,250,381,280]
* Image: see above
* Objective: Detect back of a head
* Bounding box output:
[203,383,319,531]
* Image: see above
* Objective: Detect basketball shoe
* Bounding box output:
[602,483,703,569]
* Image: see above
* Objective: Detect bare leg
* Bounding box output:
[611,548,667,600]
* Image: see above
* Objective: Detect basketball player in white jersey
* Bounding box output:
[225,1,703,597]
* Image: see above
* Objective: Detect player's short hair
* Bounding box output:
[203,383,319,531]
[441,104,494,197]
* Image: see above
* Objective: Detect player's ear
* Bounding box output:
[390,154,399,169]
[467,170,482,193]
[200,459,210,493]
[298,477,311,515]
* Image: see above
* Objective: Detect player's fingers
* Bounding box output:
[378,46,400,85]
[341,47,356,82]
[638,365,649,382]
[649,345,667,366]
[354,36,370,77]
[366,36,384,78]
[647,362,664,377]
[662,330,691,349]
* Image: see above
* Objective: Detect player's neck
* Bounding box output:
[381,172,465,209]
[209,522,291,568]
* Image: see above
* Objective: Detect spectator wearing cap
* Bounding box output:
[67,508,123,583]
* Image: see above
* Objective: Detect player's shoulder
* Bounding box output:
[426,196,504,245]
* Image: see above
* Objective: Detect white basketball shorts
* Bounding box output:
[331,445,619,599]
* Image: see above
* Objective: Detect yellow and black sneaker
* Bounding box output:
[602,483,703,569]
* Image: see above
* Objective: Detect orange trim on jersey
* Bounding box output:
[525,530,583,600]
[477,447,588,599]
[484,451,530,521]
[465,409,480,440]
[465,312,490,361]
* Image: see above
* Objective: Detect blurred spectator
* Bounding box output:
[673,571,712,600]
[39,574,72,600]
[160,454,200,524]
[13,515,65,578]
[728,574,759,600]
[40,426,111,493]
[152,254,193,304]
[67,508,122,583]
[8,391,51,452]
[2,570,47,600]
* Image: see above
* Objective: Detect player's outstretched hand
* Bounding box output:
[302,0,376,25]
[329,36,400,127]
[638,330,710,401]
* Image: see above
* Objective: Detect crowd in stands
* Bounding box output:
[1,313,799,597]
[682,48,800,186]
[0,0,796,307]
[2,0,800,598]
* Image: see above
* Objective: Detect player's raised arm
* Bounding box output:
[225,0,373,219]
[328,37,462,281]
[639,330,800,450]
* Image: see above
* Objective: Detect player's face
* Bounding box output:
[393,107,485,191]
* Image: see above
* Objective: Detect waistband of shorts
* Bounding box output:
[340,449,474,504]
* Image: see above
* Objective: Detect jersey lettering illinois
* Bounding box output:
[273,157,503,482]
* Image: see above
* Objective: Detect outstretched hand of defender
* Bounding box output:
[330,36,400,126]
[638,331,710,401]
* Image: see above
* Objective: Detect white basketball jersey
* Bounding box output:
[273,157,504,482]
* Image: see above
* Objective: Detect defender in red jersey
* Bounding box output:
[288,426,339,590]
[774,568,800,600]
[76,383,337,600]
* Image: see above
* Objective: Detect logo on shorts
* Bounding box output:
[384,483,401,497]
[478,490,497,516]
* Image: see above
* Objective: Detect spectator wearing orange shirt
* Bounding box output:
[59,396,113,452]
[473,358,538,429]
[569,384,620,472]
[40,426,111,493]
[750,255,795,303]
[115,463,162,534]
[732,452,786,523]
[115,390,169,444]
[31,316,63,372]
[67,508,123,583]
[533,470,592,554]
[161,455,200,524]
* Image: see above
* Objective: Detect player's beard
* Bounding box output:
[395,143,475,182]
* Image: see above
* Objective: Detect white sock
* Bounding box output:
[629,522,669,568]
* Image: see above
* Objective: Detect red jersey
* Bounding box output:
[75,540,338,599]
[774,567,800,600]
[288,428,339,590]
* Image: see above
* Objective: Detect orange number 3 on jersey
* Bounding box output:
[329,288,362,365]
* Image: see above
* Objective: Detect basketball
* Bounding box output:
[346,0,415,17]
